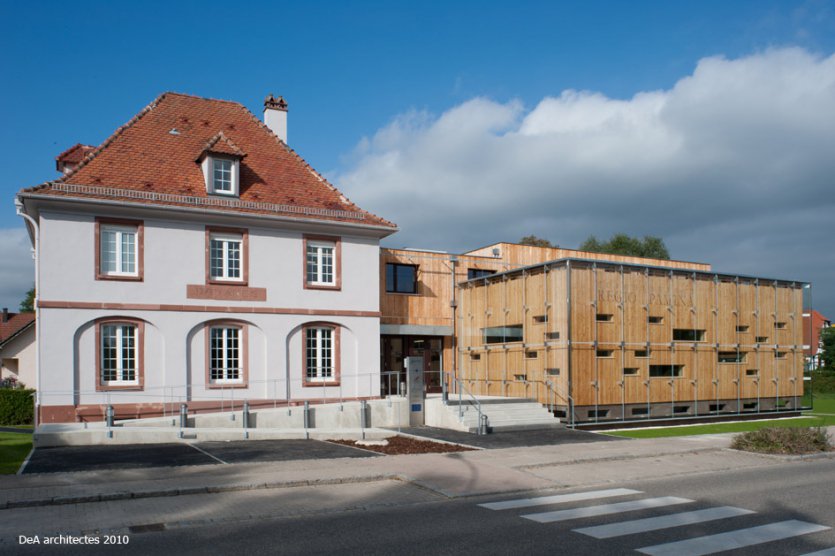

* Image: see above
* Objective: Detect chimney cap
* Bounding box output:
[264,93,288,112]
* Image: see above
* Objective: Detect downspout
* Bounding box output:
[566,260,573,426]
[448,254,458,403]
[15,197,39,430]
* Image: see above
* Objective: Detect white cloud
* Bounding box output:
[337,47,835,316]
[0,228,34,311]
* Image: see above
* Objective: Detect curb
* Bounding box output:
[0,474,395,510]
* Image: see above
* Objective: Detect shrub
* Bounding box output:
[811,371,835,394]
[0,389,35,426]
[731,427,831,455]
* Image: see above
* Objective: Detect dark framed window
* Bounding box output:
[672,329,705,342]
[386,263,418,294]
[649,365,684,377]
[467,268,495,280]
[718,351,745,363]
[482,325,523,344]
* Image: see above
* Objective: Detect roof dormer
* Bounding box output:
[196,132,245,197]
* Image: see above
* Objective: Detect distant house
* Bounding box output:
[804,310,832,370]
[17,92,397,423]
[0,309,36,388]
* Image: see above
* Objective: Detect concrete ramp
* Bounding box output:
[425,396,562,433]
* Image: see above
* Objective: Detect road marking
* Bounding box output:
[800,549,835,556]
[478,488,642,511]
[637,520,831,556]
[522,496,692,524]
[187,443,228,464]
[574,506,755,539]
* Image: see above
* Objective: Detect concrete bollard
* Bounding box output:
[303,401,311,429]
[106,405,114,438]
[179,403,188,429]
[242,401,250,429]
[478,414,489,435]
[360,400,369,429]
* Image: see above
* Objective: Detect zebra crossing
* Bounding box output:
[477,487,833,555]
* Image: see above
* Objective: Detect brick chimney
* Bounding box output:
[263,94,288,144]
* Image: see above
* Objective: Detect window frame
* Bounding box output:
[205,155,240,197]
[95,218,144,281]
[205,227,248,286]
[96,318,144,391]
[467,268,495,280]
[303,235,341,291]
[205,321,248,388]
[302,323,341,387]
[385,263,418,294]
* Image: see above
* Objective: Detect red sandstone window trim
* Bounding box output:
[95,317,145,392]
[302,234,341,291]
[302,322,341,387]
[204,320,249,389]
[205,226,249,286]
[95,217,144,282]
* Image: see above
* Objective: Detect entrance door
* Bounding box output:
[381,336,444,395]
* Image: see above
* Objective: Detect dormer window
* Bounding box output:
[197,132,245,197]
[213,158,234,194]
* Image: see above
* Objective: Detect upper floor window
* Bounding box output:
[212,158,233,194]
[304,235,341,290]
[96,218,143,281]
[386,263,417,294]
[206,227,248,284]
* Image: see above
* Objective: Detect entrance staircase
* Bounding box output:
[425,395,562,433]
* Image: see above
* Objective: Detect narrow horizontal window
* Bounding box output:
[467,268,495,280]
[482,325,523,344]
[673,329,705,342]
[718,351,745,363]
[774,351,787,359]
[632,407,649,415]
[588,409,609,418]
[513,374,527,381]
[634,349,650,358]
[774,322,786,329]
[623,368,639,376]
[648,316,664,324]
[709,403,726,412]
[596,314,614,322]
[736,325,749,333]
[743,402,757,410]
[525,351,538,359]
[649,364,684,377]
[673,406,689,414]
[596,350,614,358]
[545,331,560,340]
[756,336,769,343]
[746,369,759,376]
[546,368,560,376]
[533,315,547,324]
[470,353,481,360]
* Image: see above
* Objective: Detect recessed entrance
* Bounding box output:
[381,336,443,396]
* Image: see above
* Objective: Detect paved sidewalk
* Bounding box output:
[3,427,833,511]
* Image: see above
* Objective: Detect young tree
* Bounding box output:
[579,233,670,259]
[19,286,35,313]
[519,235,554,248]
[820,327,835,370]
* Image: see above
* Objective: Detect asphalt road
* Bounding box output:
[7,457,835,555]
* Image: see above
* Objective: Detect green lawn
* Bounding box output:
[604,414,835,439]
[0,432,33,474]
[809,394,835,415]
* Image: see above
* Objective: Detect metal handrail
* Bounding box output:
[448,373,486,431]
[455,376,576,427]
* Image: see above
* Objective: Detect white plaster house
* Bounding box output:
[0,309,36,388]
[16,93,397,423]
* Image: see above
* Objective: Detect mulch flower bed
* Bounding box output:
[330,436,475,455]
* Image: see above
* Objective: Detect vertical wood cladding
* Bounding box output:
[458,260,805,419]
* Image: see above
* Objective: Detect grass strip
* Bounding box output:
[605,415,835,439]
[0,432,33,474]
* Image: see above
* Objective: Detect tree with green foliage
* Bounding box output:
[579,233,670,260]
[519,235,554,248]
[820,327,835,370]
[19,286,35,313]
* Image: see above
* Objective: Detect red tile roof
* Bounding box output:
[0,313,35,347]
[27,92,395,229]
[55,143,96,171]
[200,131,245,160]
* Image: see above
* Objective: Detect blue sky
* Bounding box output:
[1,0,834,317]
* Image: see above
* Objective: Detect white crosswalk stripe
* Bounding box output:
[522,496,693,524]
[798,549,835,556]
[573,506,755,539]
[478,488,642,511]
[637,520,831,556]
